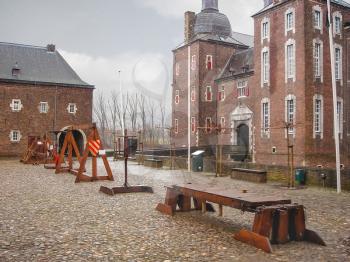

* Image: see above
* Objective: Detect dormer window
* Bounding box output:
[12,62,20,77]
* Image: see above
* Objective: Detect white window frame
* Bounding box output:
[334,44,343,85]
[10,99,23,112]
[205,86,212,102]
[261,98,270,137]
[261,47,270,86]
[174,119,179,134]
[191,55,196,70]
[237,80,248,98]
[285,39,296,82]
[285,94,296,137]
[67,103,77,114]
[337,97,344,139]
[220,117,226,133]
[205,117,212,133]
[313,94,324,139]
[313,39,323,82]
[39,102,49,114]
[285,8,296,35]
[175,63,180,76]
[9,130,21,142]
[206,55,213,70]
[261,17,270,43]
[219,86,225,101]
[333,11,342,37]
[313,5,323,33]
[191,86,196,102]
[175,90,180,105]
[191,117,196,134]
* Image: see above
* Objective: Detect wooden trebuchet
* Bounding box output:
[74,123,114,183]
[21,134,53,165]
[55,129,82,174]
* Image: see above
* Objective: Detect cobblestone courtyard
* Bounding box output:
[1,159,350,261]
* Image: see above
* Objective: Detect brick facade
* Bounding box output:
[172,0,350,169]
[0,82,93,156]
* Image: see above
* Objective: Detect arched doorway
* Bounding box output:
[58,128,86,156]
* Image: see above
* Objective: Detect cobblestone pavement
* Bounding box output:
[0,159,350,261]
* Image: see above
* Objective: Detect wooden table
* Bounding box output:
[156,183,325,253]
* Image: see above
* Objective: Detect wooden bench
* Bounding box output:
[231,168,267,183]
[144,159,163,168]
[156,183,325,253]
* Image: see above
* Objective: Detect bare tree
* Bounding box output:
[126,93,138,131]
[94,92,109,145]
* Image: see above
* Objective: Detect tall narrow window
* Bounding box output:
[262,102,269,133]
[262,49,269,84]
[237,80,248,98]
[337,99,343,137]
[285,9,295,34]
[314,42,321,78]
[205,86,212,102]
[191,117,196,133]
[206,117,212,133]
[335,47,341,80]
[314,10,321,29]
[333,12,342,36]
[220,117,226,133]
[175,90,180,104]
[191,86,196,102]
[286,43,295,79]
[175,63,180,76]
[10,130,21,142]
[286,97,295,135]
[218,86,225,101]
[314,99,322,134]
[39,102,49,113]
[335,16,341,35]
[191,55,196,70]
[206,55,213,70]
[174,119,179,134]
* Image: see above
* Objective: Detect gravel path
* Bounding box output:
[0,159,350,261]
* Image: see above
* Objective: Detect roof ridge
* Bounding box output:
[0,42,47,50]
[232,31,253,37]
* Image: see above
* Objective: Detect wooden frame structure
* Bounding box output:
[156,184,325,253]
[21,134,53,165]
[74,124,114,183]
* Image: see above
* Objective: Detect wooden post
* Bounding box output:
[219,204,223,217]
[201,201,207,213]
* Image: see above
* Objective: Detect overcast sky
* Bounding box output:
[0,0,264,103]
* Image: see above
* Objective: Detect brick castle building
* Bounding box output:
[0,42,94,157]
[172,0,350,168]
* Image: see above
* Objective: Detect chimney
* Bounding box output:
[202,0,219,11]
[184,11,196,43]
[263,0,273,7]
[47,44,56,52]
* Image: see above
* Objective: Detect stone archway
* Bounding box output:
[58,126,87,155]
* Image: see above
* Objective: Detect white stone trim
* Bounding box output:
[261,97,270,138]
[9,130,21,142]
[285,38,296,83]
[261,46,270,87]
[334,43,343,86]
[313,38,324,82]
[10,99,23,112]
[333,11,342,38]
[67,103,77,114]
[313,5,323,34]
[261,16,270,43]
[285,94,296,138]
[285,7,296,36]
[313,94,324,139]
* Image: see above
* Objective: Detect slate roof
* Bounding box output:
[216,48,254,81]
[0,42,93,88]
[253,0,350,17]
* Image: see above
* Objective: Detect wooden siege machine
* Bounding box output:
[21,134,53,165]
[156,184,326,253]
[100,129,153,195]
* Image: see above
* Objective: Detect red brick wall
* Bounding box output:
[0,82,93,156]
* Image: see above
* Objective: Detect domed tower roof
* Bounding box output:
[194,0,232,37]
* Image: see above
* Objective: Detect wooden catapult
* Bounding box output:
[100,129,153,195]
[156,184,326,253]
[52,124,114,183]
[21,134,53,165]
